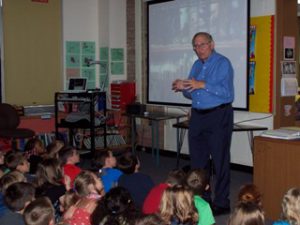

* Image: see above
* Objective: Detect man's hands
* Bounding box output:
[172,78,205,92]
[172,79,185,92]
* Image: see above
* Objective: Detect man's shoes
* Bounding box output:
[212,205,231,216]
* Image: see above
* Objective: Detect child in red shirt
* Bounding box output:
[59,146,81,188]
[142,169,186,214]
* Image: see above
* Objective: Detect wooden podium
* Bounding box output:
[254,136,300,220]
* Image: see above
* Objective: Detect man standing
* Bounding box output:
[172,32,234,216]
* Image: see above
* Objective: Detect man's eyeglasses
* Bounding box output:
[193,42,211,49]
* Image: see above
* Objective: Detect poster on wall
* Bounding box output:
[110,48,124,75]
[65,41,96,89]
[66,41,80,79]
[281,77,298,97]
[249,15,274,113]
[249,61,256,94]
[283,36,295,60]
[249,26,257,60]
[281,61,296,76]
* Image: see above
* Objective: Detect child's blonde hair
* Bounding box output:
[227,183,264,225]
[281,187,300,225]
[159,185,198,225]
[59,190,80,213]
[228,202,265,225]
[73,170,103,197]
[46,140,64,159]
[35,158,63,187]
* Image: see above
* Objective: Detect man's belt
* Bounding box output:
[193,103,231,115]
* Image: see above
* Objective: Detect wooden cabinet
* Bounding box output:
[254,136,300,220]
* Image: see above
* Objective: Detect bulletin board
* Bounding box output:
[3,0,62,106]
[249,15,274,113]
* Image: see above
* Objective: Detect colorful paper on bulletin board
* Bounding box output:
[82,68,96,82]
[249,61,256,95]
[111,62,124,75]
[81,42,95,54]
[65,41,96,89]
[249,26,256,60]
[66,68,80,78]
[66,41,80,54]
[111,48,124,61]
[66,54,80,68]
[99,61,108,74]
[81,55,95,68]
[249,15,274,113]
[100,47,109,61]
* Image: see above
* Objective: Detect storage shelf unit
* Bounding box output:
[54,91,107,155]
[110,82,135,111]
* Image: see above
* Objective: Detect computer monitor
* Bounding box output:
[68,78,87,91]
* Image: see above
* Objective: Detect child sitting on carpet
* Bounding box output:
[24,137,46,174]
[143,169,186,214]
[228,184,265,225]
[58,146,81,188]
[0,182,35,225]
[61,170,104,225]
[4,150,34,182]
[93,150,123,193]
[118,152,154,210]
[273,187,300,225]
[23,197,55,225]
[185,169,215,225]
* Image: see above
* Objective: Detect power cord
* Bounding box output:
[234,114,273,125]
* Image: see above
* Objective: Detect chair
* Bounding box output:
[0,103,35,149]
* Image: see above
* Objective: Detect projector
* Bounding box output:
[126,103,146,115]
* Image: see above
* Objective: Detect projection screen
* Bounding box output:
[147,0,249,110]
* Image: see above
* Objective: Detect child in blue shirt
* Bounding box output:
[93,150,123,193]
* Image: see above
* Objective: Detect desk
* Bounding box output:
[254,136,300,220]
[173,120,268,167]
[125,112,187,165]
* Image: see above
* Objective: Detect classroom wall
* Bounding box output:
[62,0,126,88]
[230,0,275,166]
[63,0,100,87]
[1,0,290,166]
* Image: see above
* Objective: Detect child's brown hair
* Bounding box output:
[24,197,54,225]
[4,150,27,170]
[0,170,26,193]
[185,168,209,196]
[4,182,35,212]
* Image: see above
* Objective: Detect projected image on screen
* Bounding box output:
[147,0,249,109]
